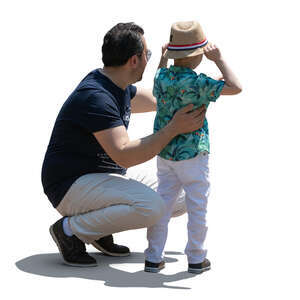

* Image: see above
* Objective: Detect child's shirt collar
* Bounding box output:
[169,65,195,74]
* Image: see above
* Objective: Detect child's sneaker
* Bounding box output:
[144,260,165,273]
[188,258,211,274]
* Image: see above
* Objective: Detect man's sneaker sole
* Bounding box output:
[91,241,130,257]
[49,226,98,267]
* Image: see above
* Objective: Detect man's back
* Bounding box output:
[42,69,136,208]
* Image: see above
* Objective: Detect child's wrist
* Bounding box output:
[158,57,168,69]
[214,57,225,64]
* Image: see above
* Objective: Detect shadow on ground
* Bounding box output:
[16,251,198,289]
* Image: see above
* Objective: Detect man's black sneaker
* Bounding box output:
[144,260,165,273]
[91,235,130,257]
[188,258,211,274]
[50,217,98,267]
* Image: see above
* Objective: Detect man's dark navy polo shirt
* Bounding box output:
[41,69,137,208]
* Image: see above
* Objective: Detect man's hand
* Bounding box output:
[204,44,223,62]
[168,104,206,135]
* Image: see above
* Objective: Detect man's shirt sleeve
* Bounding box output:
[76,92,124,133]
[129,85,137,99]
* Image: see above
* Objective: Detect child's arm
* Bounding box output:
[204,44,242,95]
[158,43,169,69]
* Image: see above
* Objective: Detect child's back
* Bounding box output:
[154,64,224,161]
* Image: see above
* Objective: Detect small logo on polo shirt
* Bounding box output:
[123,105,131,122]
[123,114,130,122]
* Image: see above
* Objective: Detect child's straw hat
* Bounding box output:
[164,21,209,59]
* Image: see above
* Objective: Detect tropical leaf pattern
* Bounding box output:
[154,65,225,161]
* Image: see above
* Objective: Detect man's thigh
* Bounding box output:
[57,172,161,217]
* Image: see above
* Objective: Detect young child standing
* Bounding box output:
[144,21,242,274]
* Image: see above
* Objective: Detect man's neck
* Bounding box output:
[101,66,131,90]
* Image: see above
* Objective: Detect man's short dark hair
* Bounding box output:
[102,22,144,67]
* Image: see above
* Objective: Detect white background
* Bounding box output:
[1,0,300,298]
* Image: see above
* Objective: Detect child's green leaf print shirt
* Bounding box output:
[153,65,225,161]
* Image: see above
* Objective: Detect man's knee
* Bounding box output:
[136,193,166,227]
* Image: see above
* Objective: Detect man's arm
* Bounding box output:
[131,88,156,113]
[204,44,242,95]
[93,104,206,168]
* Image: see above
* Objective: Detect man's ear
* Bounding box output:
[128,55,139,68]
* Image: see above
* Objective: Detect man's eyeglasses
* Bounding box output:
[146,49,152,61]
[137,49,152,61]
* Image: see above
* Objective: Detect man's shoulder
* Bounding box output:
[71,69,116,101]
[64,85,113,115]
[76,69,107,92]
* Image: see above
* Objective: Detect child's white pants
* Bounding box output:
[145,152,210,264]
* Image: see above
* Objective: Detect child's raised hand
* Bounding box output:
[158,43,169,69]
[162,43,169,57]
[204,44,222,62]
